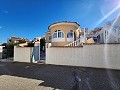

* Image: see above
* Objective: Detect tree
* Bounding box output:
[6,42,18,58]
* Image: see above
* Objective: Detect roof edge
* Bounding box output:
[48,21,80,30]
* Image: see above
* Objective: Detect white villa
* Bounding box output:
[46,21,95,47]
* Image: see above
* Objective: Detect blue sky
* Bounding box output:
[0,0,120,42]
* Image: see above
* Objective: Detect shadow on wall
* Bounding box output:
[0,62,120,90]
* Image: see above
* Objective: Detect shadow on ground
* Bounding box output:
[0,62,120,90]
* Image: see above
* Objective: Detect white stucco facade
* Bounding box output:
[100,17,120,43]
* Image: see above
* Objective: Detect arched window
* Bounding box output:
[53,30,64,38]
[67,30,74,38]
[53,30,57,38]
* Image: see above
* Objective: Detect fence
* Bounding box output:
[46,44,120,69]
[0,46,3,59]
[14,46,33,62]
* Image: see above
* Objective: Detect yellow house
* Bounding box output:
[46,21,82,46]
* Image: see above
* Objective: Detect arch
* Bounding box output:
[52,30,64,38]
[67,30,74,38]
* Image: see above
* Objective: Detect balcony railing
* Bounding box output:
[65,37,84,46]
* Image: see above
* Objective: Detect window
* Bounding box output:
[58,30,62,38]
[67,30,74,38]
[53,32,57,38]
[49,36,51,40]
[52,30,64,38]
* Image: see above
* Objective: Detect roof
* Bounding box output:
[89,27,102,35]
[87,27,103,38]
[48,21,80,30]
[9,36,29,42]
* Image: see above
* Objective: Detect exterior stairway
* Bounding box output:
[65,36,84,46]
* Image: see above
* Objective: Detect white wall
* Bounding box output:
[0,46,3,59]
[14,46,33,62]
[46,44,120,69]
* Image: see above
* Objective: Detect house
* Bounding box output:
[85,16,120,44]
[100,17,120,43]
[7,36,30,47]
[18,42,29,47]
[86,27,102,43]
[46,21,87,46]
[8,36,29,44]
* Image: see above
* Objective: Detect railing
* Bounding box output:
[65,37,84,46]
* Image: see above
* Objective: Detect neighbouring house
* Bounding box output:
[46,21,87,46]
[18,42,29,47]
[85,17,120,44]
[100,17,120,43]
[86,27,102,43]
[8,36,29,44]
[7,36,30,47]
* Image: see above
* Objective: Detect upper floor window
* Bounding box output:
[53,30,64,38]
[67,30,74,38]
[49,36,51,40]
